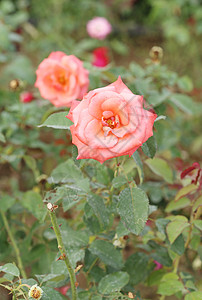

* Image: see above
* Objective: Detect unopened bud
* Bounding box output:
[20,91,34,103]
[9,79,24,91]
[149,46,163,63]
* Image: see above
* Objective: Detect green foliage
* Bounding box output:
[0,1,201,299]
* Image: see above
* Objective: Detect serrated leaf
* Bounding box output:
[132,151,144,184]
[145,158,173,184]
[166,216,190,244]
[98,272,129,294]
[0,263,20,277]
[89,240,124,270]
[118,187,149,235]
[38,112,72,129]
[166,197,191,212]
[141,135,157,158]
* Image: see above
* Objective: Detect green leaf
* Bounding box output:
[98,272,129,294]
[38,112,73,129]
[141,136,157,158]
[147,269,167,286]
[129,62,145,78]
[170,94,200,115]
[158,273,184,296]
[166,197,191,212]
[21,191,47,222]
[23,155,40,180]
[132,151,144,184]
[112,176,128,189]
[0,132,6,143]
[177,76,193,92]
[42,287,66,300]
[147,88,171,106]
[0,194,15,212]
[193,220,202,231]
[87,194,109,229]
[49,159,89,192]
[124,252,149,285]
[150,245,172,267]
[118,187,149,235]
[0,263,20,277]
[185,291,202,300]
[62,189,82,211]
[89,240,124,270]
[145,158,173,184]
[192,196,202,212]
[170,234,185,255]
[166,216,190,244]
[175,184,197,201]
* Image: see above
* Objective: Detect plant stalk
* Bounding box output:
[49,210,77,300]
[0,211,27,279]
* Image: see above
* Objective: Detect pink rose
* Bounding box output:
[87,17,112,40]
[35,51,89,107]
[92,47,109,67]
[66,77,157,163]
[20,91,34,103]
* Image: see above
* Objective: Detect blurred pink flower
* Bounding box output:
[87,17,112,40]
[92,47,109,67]
[55,285,70,296]
[35,51,89,107]
[20,91,34,103]
[154,260,163,270]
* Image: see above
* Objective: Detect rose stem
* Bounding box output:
[0,211,27,279]
[48,209,77,300]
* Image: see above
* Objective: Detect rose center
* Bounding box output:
[58,74,67,85]
[102,115,119,129]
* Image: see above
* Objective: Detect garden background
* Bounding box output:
[0,0,201,300]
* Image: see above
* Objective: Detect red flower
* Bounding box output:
[20,92,34,103]
[92,47,109,67]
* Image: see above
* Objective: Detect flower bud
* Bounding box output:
[149,46,163,63]
[20,91,34,103]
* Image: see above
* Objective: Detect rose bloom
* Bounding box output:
[92,47,109,67]
[35,51,89,107]
[67,77,157,163]
[87,17,112,40]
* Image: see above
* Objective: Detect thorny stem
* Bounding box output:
[49,210,77,300]
[0,211,27,279]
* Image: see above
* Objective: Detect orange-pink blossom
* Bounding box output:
[67,77,157,163]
